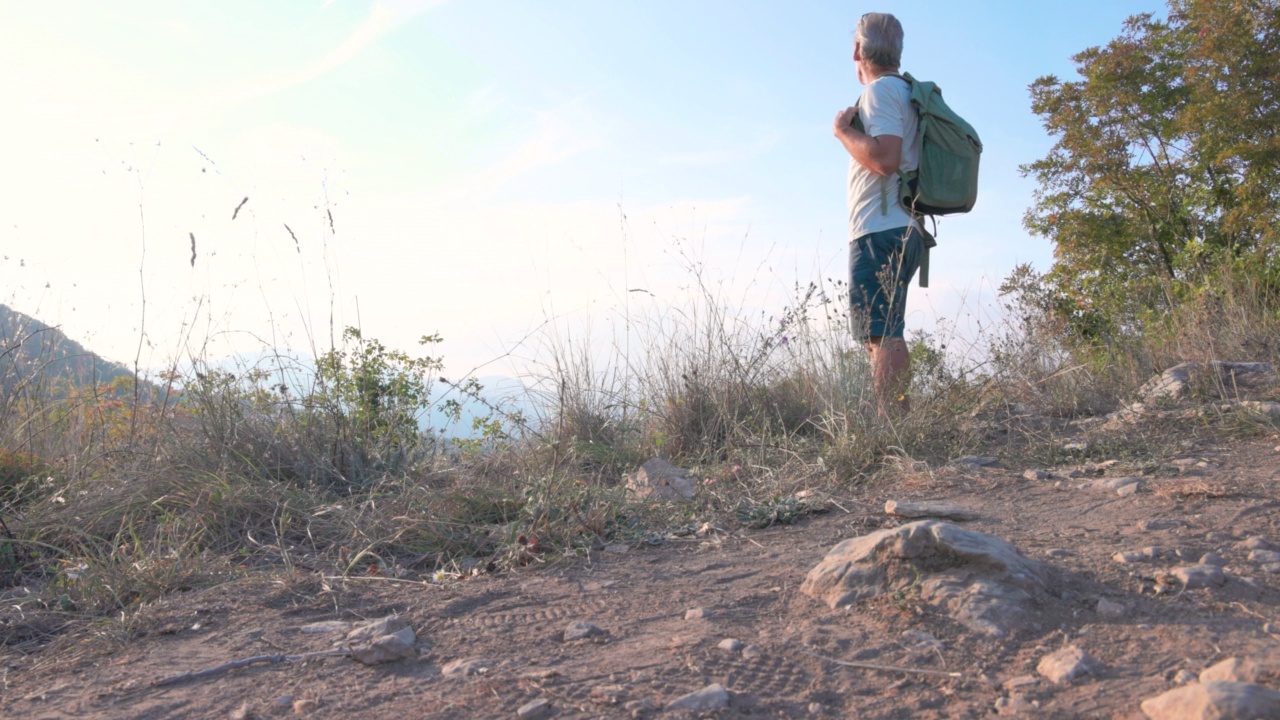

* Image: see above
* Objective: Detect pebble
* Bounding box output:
[563,621,607,642]
[808,701,824,715]
[1264,622,1279,635]
[1002,676,1039,690]
[664,683,730,713]
[1036,646,1099,685]
[685,608,711,620]
[995,696,1037,715]
[1064,469,1085,478]
[276,695,295,708]
[1204,531,1234,543]
[1096,598,1126,619]
[292,699,318,716]
[742,643,765,659]
[717,638,744,652]
[517,698,552,720]
[957,456,1000,467]
[1173,669,1197,684]
[1117,483,1139,497]
[1199,553,1226,566]
[1023,470,1049,481]
[1046,548,1073,558]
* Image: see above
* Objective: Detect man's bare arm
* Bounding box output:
[833,107,903,176]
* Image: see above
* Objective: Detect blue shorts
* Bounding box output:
[848,226,925,340]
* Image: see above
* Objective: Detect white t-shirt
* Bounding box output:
[847,75,919,242]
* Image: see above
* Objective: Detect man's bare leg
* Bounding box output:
[866,336,911,416]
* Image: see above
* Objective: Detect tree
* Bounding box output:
[1022,0,1280,342]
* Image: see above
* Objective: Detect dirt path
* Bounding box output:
[4,437,1280,719]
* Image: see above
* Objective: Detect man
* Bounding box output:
[832,12,925,416]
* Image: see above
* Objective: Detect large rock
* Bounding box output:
[345,616,417,665]
[625,458,697,501]
[1141,681,1280,719]
[800,521,1046,637]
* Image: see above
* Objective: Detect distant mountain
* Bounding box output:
[0,304,136,393]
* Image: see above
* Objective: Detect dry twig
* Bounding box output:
[152,649,349,687]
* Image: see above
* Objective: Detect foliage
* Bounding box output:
[1022,0,1280,343]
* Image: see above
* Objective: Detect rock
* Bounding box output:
[1096,598,1126,619]
[1240,537,1278,551]
[1046,548,1073,558]
[1204,532,1234,543]
[623,699,655,715]
[1141,681,1280,719]
[626,458,696,502]
[1171,564,1226,589]
[665,683,730,713]
[442,659,489,678]
[1199,657,1260,684]
[229,704,257,720]
[717,638,743,652]
[590,685,626,705]
[1064,468,1085,478]
[1142,546,1164,560]
[801,521,1046,637]
[1023,470,1049,481]
[1036,645,1099,685]
[685,608,711,620]
[1265,623,1279,635]
[517,698,552,720]
[956,456,1000,468]
[1240,400,1280,418]
[1117,483,1140,497]
[292,699,318,716]
[563,621,607,642]
[808,701,824,715]
[276,695,295,708]
[299,621,351,634]
[1003,676,1039,690]
[1198,553,1226,567]
[1174,669,1197,684]
[1248,549,1280,564]
[884,500,978,521]
[741,643,765,659]
[346,617,416,665]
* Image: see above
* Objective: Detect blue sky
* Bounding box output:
[0,1,1161,376]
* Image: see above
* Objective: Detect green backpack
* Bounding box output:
[860,72,983,286]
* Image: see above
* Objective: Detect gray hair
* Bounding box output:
[855,13,904,70]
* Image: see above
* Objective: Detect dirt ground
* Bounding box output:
[3,434,1280,719]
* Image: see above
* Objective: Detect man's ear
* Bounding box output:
[853,42,861,61]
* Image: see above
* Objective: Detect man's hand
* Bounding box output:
[833,106,858,138]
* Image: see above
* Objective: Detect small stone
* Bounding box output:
[1199,657,1260,684]
[742,643,765,659]
[957,456,1000,467]
[1096,598,1126,619]
[1140,681,1280,719]
[517,698,552,720]
[623,699,655,715]
[229,704,256,720]
[685,608,711,620]
[1024,470,1049,481]
[1264,622,1279,635]
[1204,532,1234,543]
[1171,564,1226,589]
[665,683,730,712]
[1046,548,1073,558]
[1142,546,1164,560]
[1113,551,1147,564]
[1248,549,1280,564]
[717,638,744,652]
[1173,669,1197,684]
[442,659,489,678]
[1036,646,1099,685]
[1199,553,1226,567]
[808,702,824,715]
[1064,469,1085,478]
[275,695,294,708]
[292,699,317,716]
[1117,483,1139,497]
[563,621,607,642]
[884,500,978,521]
[1092,476,1142,492]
